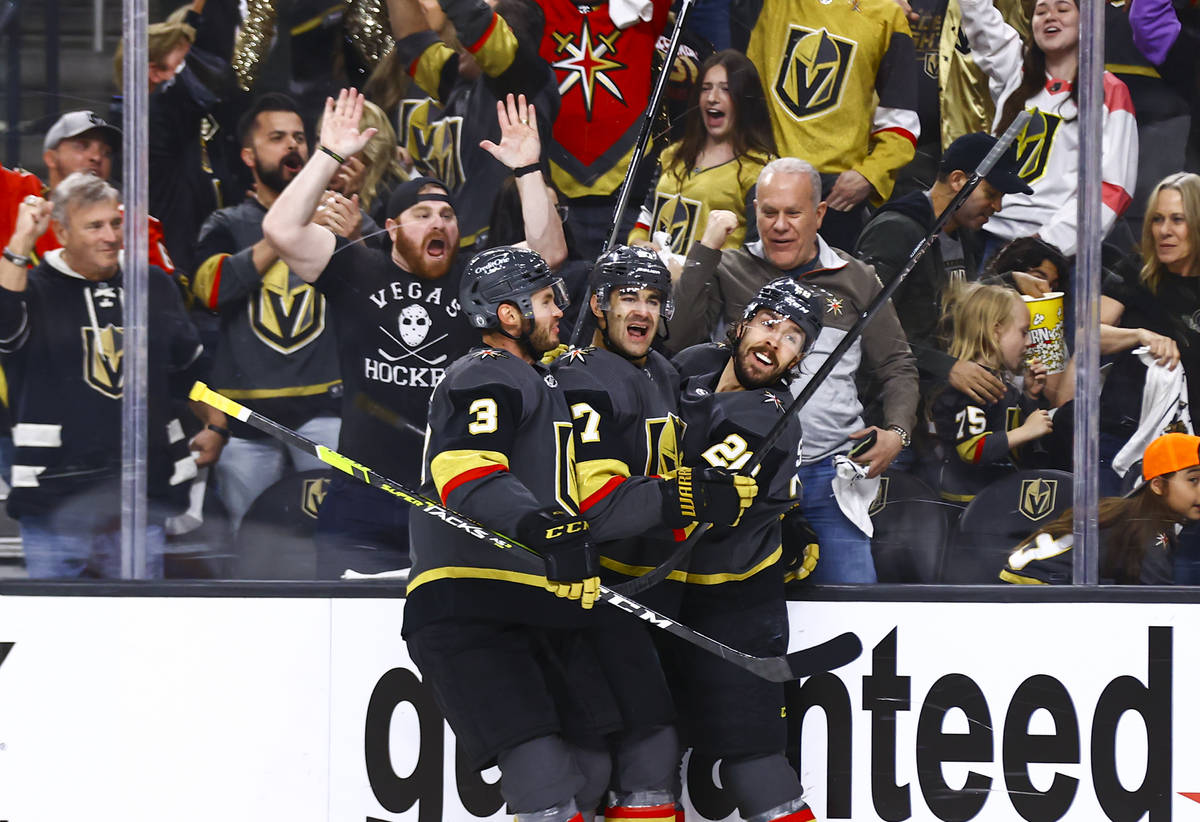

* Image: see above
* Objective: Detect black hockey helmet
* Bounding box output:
[460,246,569,330]
[742,277,826,352]
[592,245,674,320]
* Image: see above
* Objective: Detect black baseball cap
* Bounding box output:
[386,175,455,220]
[940,132,1033,195]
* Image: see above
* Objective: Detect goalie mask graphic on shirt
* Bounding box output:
[399,304,433,347]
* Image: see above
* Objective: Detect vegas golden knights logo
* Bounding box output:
[644,414,682,477]
[82,323,124,398]
[1018,478,1058,522]
[775,25,856,121]
[398,100,466,191]
[301,477,330,519]
[251,262,326,354]
[868,476,890,517]
[1013,109,1062,185]
[651,194,701,252]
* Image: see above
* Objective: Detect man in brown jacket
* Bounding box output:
[668,157,919,583]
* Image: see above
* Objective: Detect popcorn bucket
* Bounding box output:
[1022,291,1067,374]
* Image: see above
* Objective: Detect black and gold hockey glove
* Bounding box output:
[516,510,600,609]
[661,466,757,528]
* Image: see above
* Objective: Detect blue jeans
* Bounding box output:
[215,415,341,532]
[21,511,165,579]
[797,457,877,583]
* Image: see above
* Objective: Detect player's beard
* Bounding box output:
[393,228,454,279]
[524,315,560,356]
[255,150,303,196]
[732,340,789,390]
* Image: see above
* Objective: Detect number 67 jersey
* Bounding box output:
[677,372,805,582]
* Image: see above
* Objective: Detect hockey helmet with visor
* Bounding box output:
[593,245,674,320]
[742,277,826,353]
[460,246,569,330]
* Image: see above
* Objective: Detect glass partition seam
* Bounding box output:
[120,0,149,579]
[1073,1,1103,585]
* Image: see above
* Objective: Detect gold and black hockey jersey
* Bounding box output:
[405,347,589,633]
[550,346,683,573]
[675,369,803,583]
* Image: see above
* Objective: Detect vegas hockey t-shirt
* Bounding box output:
[315,238,472,483]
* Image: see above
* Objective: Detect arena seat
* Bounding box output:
[233,469,334,580]
[868,470,949,583]
[940,469,1074,584]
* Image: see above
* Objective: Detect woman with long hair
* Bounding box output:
[1097,173,1199,495]
[1002,432,1200,584]
[628,49,776,256]
[958,0,1138,257]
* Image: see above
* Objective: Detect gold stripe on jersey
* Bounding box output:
[956,432,987,463]
[431,449,511,499]
[412,41,455,99]
[999,569,1047,585]
[215,379,343,399]
[599,546,782,585]
[577,457,631,507]
[406,565,548,596]
[192,253,227,308]
[466,12,518,74]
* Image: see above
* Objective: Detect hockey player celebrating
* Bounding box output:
[550,245,758,822]
[671,277,825,822]
[403,246,675,822]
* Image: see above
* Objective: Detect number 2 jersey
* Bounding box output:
[677,367,803,583]
[930,376,1044,503]
[550,346,684,574]
[404,347,589,635]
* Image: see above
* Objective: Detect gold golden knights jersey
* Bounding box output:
[628,146,770,254]
[405,348,592,632]
[743,0,920,203]
[550,346,685,573]
[676,369,803,582]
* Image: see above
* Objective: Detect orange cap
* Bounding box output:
[1143,433,1200,481]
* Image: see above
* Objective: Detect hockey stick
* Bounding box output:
[568,0,698,348]
[614,112,1034,597]
[189,381,861,681]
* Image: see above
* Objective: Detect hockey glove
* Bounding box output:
[516,510,601,609]
[661,466,757,528]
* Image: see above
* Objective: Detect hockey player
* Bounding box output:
[404,245,678,822]
[550,245,758,822]
[671,277,825,822]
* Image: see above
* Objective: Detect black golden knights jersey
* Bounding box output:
[550,346,683,573]
[192,198,341,437]
[677,370,803,582]
[404,347,591,633]
[316,238,473,484]
[0,256,205,517]
[930,378,1041,503]
[1001,528,1175,586]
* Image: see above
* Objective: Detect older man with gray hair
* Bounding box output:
[668,157,918,584]
[0,173,222,578]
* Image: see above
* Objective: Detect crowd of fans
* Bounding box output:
[2,0,1200,584]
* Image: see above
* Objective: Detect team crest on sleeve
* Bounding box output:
[564,346,595,363]
[762,391,785,412]
[81,324,124,398]
[1013,110,1063,185]
[397,99,466,191]
[774,25,857,122]
[474,348,506,360]
[251,262,326,354]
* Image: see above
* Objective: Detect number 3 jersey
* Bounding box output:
[677,370,803,582]
[929,377,1043,503]
[550,346,683,574]
[405,348,588,634]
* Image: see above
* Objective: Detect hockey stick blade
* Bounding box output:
[189,381,862,681]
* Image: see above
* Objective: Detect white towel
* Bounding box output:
[1112,346,1193,478]
[609,0,654,28]
[831,455,881,538]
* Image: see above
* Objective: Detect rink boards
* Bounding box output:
[0,586,1194,822]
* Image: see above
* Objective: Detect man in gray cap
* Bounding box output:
[0,110,175,275]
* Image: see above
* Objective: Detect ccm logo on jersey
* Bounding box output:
[545,519,587,540]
